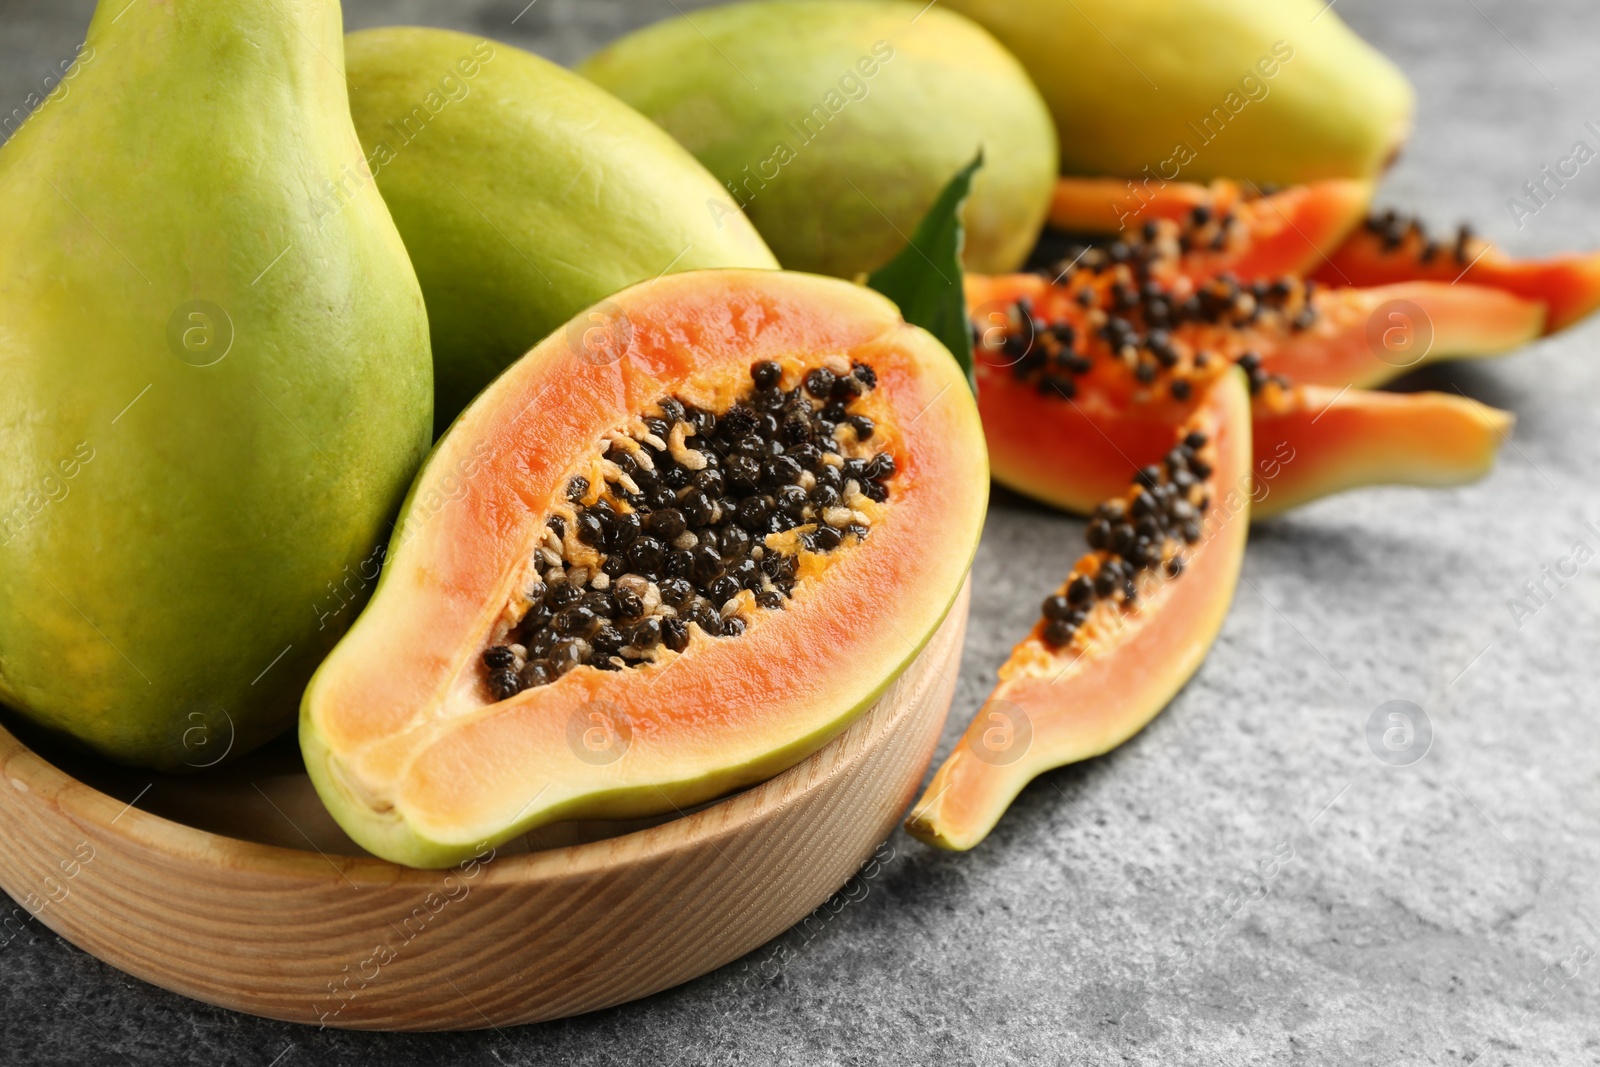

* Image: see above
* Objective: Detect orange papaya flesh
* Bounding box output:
[1046,176,1373,281]
[300,270,989,868]
[966,271,1516,516]
[1311,210,1600,334]
[1250,382,1512,518]
[906,371,1251,851]
[1049,176,1217,233]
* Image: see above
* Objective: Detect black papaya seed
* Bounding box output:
[751,360,782,389]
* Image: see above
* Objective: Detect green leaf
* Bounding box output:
[866,151,983,394]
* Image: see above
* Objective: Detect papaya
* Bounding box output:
[937,0,1414,185]
[579,1,1057,279]
[907,370,1250,850]
[344,28,778,432]
[1048,176,1372,279]
[300,270,988,868]
[1024,223,1548,390]
[1255,281,1542,389]
[966,270,1515,518]
[0,0,432,769]
[1311,209,1600,334]
[1049,176,1600,335]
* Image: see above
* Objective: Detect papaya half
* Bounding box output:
[344,27,779,432]
[301,270,988,868]
[907,370,1250,850]
[966,269,1514,519]
[1048,175,1600,336]
[579,0,1058,279]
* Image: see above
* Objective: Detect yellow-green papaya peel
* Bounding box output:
[580,0,1058,280]
[0,0,433,769]
[943,0,1415,185]
[344,28,779,430]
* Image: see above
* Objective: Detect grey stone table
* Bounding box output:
[2,1,1597,1063]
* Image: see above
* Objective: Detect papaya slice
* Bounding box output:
[1049,176,1600,335]
[1312,210,1600,334]
[967,270,1515,517]
[1255,280,1542,388]
[973,267,1541,390]
[1047,176,1372,280]
[300,270,989,868]
[906,371,1251,850]
[1049,176,1218,233]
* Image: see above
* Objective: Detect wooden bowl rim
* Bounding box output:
[3,588,969,890]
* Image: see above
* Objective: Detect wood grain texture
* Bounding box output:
[0,585,967,1031]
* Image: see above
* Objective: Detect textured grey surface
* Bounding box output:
[3,0,1599,1064]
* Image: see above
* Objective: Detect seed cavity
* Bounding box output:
[1363,208,1475,265]
[975,246,1304,401]
[482,358,892,700]
[1038,428,1216,650]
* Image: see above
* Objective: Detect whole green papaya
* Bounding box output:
[579,0,1058,280]
[0,0,432,769]
[941,0,1415,185]
[344,28,779,431]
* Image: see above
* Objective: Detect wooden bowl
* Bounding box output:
[0,585,967,1031]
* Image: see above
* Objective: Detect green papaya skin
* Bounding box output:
[579,0,1058,280]
[941,0,1415,185]
[0,0,432,770]
[343,28,779,432]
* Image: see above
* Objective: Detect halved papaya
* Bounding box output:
[300,270,988,868]
[1047,176,1372,280]
[1312,210,1600,334]
[906,370,1250,850]
[966,271,1516,517]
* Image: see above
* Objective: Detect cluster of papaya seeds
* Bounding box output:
[481,360,895,697]
[302,271,988,869]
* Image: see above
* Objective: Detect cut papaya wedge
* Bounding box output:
[1312,211,1600,334]
[966,272,1516,516]
[906,371,1251,851]
[1257,280,1543,388]
[1048,176,1600,335]
[300,270,989,868]
[969,270,1541,390]
[1047,176,1372,281]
